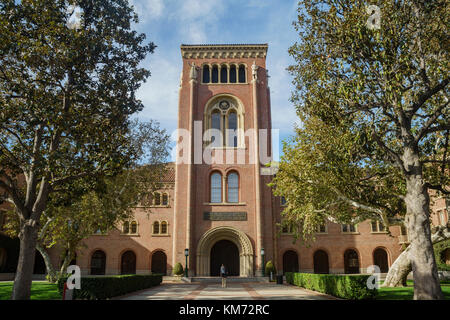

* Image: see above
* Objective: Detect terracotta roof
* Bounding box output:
[160,162,175,183]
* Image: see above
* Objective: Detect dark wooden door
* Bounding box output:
[151,251,167,275]
[344,249,360,274]
[121,251,136,274]
[313,250,329,274]
[210,240,239,276]
[373,248,389,273]
[283,250,299,274]
[91,250,106,275]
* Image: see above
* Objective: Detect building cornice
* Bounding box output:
[180,44,268,59]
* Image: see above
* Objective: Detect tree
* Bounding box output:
[283,0,448,299]
[0,0,155,299]
[3,120,170,282]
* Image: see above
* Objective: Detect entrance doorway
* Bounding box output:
[210,240,239,276]
[344,249,360,274]
[121,250,136,274]
[283,250,299,274]
[313,250,329,274]
[151,251,167,275]
[373,248,389,273]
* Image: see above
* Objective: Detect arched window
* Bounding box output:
[220,65,228,83]
[154,192,161,206]
[123,221,130,234]
[229,65,237,83]
[227,111,238,147]
[238,65,246,83]
[161,221,168,234]
[130,221,137,234]
[202,65,210,83]
[162,193,168,206]
[153,221,160,234]
[211,110,222,147]
[91,250,106,275]
[227,172,239,203]
[211,172,222,203]
[212,65,219,83]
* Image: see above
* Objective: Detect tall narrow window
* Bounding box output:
[130,221,137,234]
[123,221,130,234]
[227,111,238,147]
[227,172,239,203]
[220,65,228,83]
[212,65,219,83]
[154,192,161,205]
[229,65,237,83]
[211,172,222,203]
[211,110,222,147]
[238,65,246,83]
[153,221,160,234]
[202,65,210,83]
[161,221,168,234]
[162,193,168,206]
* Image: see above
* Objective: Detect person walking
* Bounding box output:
[220,264,227,288]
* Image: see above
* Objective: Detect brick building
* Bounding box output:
[1,44,447,278]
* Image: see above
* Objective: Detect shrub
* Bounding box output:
[265,260,276,277]
[285,272,377,300]
[57,274,163,300]
[434,239,450,271]
[173,263,184,276]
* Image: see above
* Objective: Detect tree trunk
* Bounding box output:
[382,245,411,287]
[36,243,57,283]
[11,222,38,300]
[404,156,443,299]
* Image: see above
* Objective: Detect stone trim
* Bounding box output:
[181,44,268,59]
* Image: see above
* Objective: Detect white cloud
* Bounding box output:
[131,0,164,23]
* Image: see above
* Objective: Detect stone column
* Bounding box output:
[252,61,263,276]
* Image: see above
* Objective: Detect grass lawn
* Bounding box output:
[0,281,61,300]
[377,280,450,300]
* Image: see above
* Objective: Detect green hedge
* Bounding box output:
[57,274,163,300]
[434,239,450,271]
[285,272,377,300]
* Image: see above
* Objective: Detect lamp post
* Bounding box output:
[184,248,189,277]
[261,248,265,277]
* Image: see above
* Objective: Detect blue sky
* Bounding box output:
[130,0,301,160]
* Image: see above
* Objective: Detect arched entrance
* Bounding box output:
[373,248,389,273]
[0,248,7,272]
[210,240,239,276]
[33,250,46,274]
[90,250,106,275]
[151,251,167,275]
[121,250,136,274]
[344,249,360,274]
[196,226,254,276]
[283,250,299,274]
[313,250,329,274]
[442,248,450,265]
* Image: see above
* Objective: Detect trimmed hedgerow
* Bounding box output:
[57,274,163,300]
[434,239,450,271]
[285,272,377,300]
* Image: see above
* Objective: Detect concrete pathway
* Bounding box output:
[115,282,336,300]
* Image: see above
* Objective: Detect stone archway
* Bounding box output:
[196,226,254,276]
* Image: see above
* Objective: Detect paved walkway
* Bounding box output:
[115,282,336,300]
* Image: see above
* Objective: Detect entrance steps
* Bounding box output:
[183,276,270,283]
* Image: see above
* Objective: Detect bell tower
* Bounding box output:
[172,44,274,277]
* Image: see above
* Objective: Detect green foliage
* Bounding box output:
[0,281,60,300]
[434,239,450,271]
[273,0,449,243]
[265,260,276,277]
[57,274,162,300]
[285,272,377,300]
[173,263,184,276]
